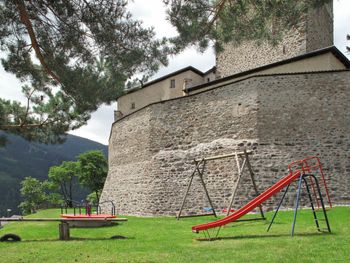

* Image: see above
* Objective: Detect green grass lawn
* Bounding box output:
[0,207,349,263]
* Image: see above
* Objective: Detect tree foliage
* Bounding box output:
[77,150,107,201]
[86,190,102,205]
[163,0,332,52]
[0,0,168,144]
[47,161,79,207]
[18,176,46,214]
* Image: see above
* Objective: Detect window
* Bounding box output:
[170,79,175,88]
[131,102,135,109]
[207,78,210,82]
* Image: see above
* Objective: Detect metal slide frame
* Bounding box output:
[267,173,331,236]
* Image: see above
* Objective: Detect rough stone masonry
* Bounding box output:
[100,70,350,216]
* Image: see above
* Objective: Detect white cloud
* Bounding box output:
[69,103,116,145]
[128,0,177,38]
[334,0,350,55]
[0,65,26,103]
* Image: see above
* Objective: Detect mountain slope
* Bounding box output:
[0,132,108,216]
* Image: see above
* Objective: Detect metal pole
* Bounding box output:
[311,175,331,233]
[302,176,320,231]
[177,160,202,220]
[244,150,265,219]
[317,159,332,208]
[291,174,304,236]
[267,184,290,232]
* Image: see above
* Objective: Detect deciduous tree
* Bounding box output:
[47,161,79,207]
[18,177,46,214]
[77,150,107,202]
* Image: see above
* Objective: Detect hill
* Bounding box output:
[0,132,108,216]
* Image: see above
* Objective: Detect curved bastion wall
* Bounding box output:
[101,71,350,216]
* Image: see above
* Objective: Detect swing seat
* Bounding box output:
[222,208,235,213]
[203,207,214,212]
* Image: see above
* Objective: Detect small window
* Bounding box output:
[170,79,175,88]
[131,102,135,109]
[207,78,210,82]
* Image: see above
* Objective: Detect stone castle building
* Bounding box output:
[101,1,350,216]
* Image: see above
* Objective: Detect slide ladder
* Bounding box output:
[288,156,332,208]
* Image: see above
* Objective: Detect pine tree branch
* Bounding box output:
[42,2,95,39]
[15,0,61,84]
[20,88,36,127]
[0,116,67,129]
[203,0,228,36]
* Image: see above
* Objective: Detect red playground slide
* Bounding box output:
[192,170,302,232]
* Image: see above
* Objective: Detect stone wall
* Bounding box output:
[101,70,350,216]
[216,28,306,78]
[216,3,333,78]
[306,3,333,52]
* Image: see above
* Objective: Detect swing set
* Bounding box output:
[177,150,265,221]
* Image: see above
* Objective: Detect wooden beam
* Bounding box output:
[194,151,253,162]
[176,213,216,219]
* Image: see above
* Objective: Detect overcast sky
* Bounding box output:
[0,0,349,145]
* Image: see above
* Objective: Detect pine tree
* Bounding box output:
[163,0,332,52]
[0,0,169,144]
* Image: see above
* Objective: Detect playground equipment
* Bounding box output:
[60,199,117,227]
[0,200,125,240]
[0,217,127,240]
[177,150,265,221]
[191,156,332,239]
[60,199,116,217]
[0,233,21,242]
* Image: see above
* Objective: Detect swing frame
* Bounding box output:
[176,149,265,221]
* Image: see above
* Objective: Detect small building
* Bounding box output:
[114,66,216,120]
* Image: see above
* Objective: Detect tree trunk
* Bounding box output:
[69,177,73,207]
[95,190,100,203]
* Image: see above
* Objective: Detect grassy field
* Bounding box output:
[0,207,349,263]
